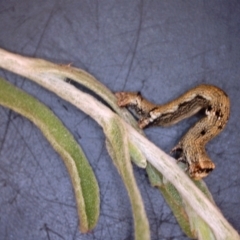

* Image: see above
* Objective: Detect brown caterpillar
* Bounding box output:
[115,84,230,180]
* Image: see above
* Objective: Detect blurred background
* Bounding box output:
[0,1,239,239]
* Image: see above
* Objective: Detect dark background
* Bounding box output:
[0,1,239,239]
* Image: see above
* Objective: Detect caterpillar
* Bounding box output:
[115,84,230,180]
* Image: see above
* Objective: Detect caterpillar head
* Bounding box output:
[188,160,215,180]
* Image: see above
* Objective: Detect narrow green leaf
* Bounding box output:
[128,141,147,168]
[0,77,99,232]
[104,117,150,240]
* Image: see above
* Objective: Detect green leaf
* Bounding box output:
[0,77,99,232]
[104,117,150,240]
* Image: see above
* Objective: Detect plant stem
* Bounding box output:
[0,48,239,240]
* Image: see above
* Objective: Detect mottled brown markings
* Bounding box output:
[200,129,206,135]
[207,105,213,112]
[148,96,209,127]
[215,109,223,118]
[115,84,230,180]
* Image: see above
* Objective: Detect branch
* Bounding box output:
[0,48,239,240]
